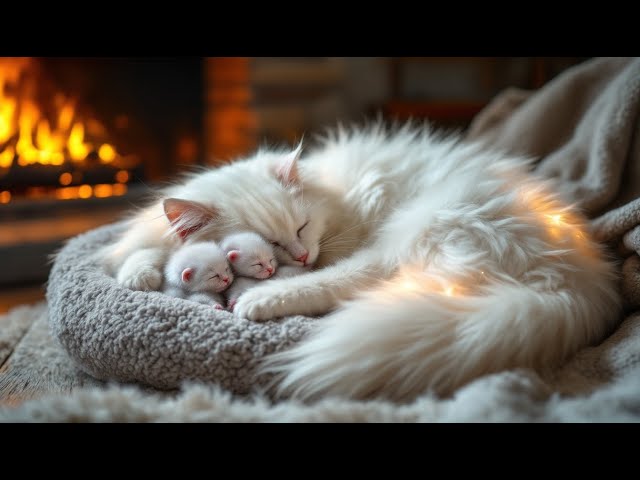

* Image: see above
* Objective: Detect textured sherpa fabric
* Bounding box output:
[47,223,315,392]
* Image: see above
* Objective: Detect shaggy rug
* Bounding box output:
[2,302,640,421]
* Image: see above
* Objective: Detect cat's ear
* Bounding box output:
[275,143,303,187]
[181,267,194,283]
[163,198,217,241]
[227,250,240,263]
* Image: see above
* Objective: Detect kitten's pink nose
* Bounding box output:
[266,267,273,274]
[222,277,229,284]
[296,252,309,265]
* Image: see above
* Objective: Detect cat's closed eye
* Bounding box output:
[297,221,309,238]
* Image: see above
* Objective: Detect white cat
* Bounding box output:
[163,242,233,310]
[100,123,621,401]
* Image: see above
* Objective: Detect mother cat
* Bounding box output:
[101,124,621,401]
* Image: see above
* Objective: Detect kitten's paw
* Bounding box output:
[117,267,162,291]
[233,285,298,321]
[227,298,238,312]
[187,293,225,309]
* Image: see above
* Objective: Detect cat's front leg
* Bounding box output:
[234,249,387,321]
[116,247,166,291]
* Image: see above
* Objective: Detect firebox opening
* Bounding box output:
[0,57,204,205]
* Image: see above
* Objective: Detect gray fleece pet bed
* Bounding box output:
[47,222,314,392]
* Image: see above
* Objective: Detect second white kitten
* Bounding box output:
[163,242,233,309]
[222,232,307,310]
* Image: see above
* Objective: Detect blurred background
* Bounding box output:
[0,57,588,310]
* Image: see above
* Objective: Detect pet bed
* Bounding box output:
[47,222,314,392]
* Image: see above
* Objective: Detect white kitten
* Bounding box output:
[101,124,621,401]
[221,231,309,310]
[163,242,233,309]
[221,231,278,280]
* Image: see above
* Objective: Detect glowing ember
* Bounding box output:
[59,172,72,185]
[98,144,116,163]
[115,170,129,183]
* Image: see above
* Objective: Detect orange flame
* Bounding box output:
[0,58,119,170]
[0,58,134,203]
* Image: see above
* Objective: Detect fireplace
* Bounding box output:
[0,57,204,286]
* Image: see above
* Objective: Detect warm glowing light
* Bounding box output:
[0,190,11,203]
[98,143,116,163]
[59,172,72,185]
[112,183,127,196]
[78,184,92,198]
[15,101,39,164]
[547,214,563,225]
[93,184,114,198]
[444,286,455,297]
[56,186,78,200]
[68,123,91,162]
[0,98,16,143]
[0,146,14,168]
[401,279,421,292]
[115,170,129,183]
[58,103,75,132]
[51,152,64,165]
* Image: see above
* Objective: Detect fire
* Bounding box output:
[0,59,102,167]
[0,58,135,203]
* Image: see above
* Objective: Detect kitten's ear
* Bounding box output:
[227,250,240,263]
[163,198,217,241]
[181,267,194,283]
[275,143,303,187]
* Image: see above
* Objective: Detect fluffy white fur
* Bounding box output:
[163,242,233,308]
[100,123,621,401]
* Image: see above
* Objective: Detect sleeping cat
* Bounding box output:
[100,123,621,401]
[220,231,309,310]
[163,241,233,310]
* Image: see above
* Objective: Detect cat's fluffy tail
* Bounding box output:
[261,275,620,401]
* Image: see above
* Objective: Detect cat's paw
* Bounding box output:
[117,267,162,291]
[233,285,296,321]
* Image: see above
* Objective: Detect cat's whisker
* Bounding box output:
[319,220,379,246]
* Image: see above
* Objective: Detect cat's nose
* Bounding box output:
[266,267,273,274]
[296,252,309,265]
[222,277,229,284]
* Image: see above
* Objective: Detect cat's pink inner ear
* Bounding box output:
[181,267,194,283]
[163,198,217,241]
[227,250,239,263]
[275,143,302,186]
